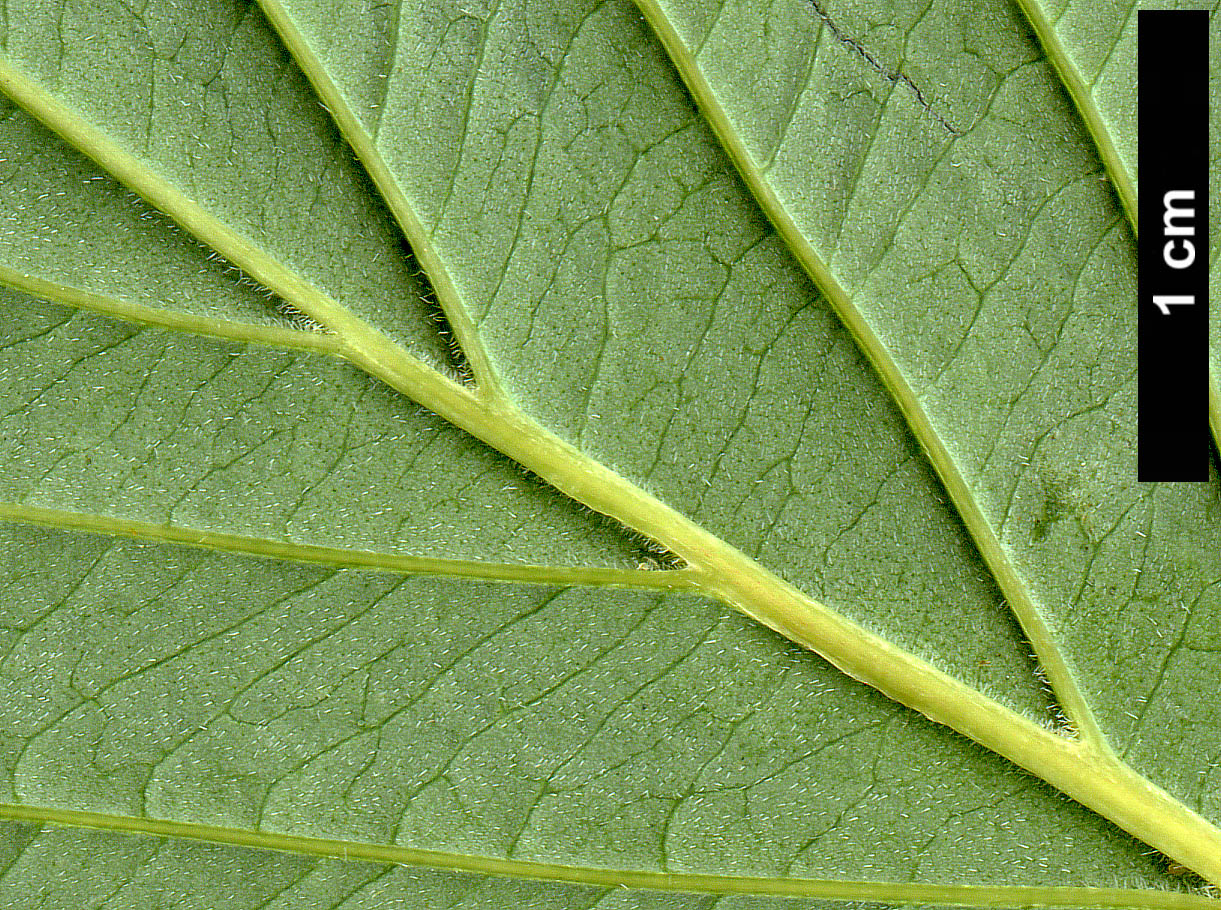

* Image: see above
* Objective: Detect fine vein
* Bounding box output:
[629,0,1111,755]
[1012,1,1221,452]
[0,804,1215,910]
[2,49,1221,886]
[1211,369,1221,456]
[0,503,696,591]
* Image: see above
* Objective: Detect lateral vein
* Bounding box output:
[1008,0,1137,234]
[0,804,1216,909]
[0,503,696,592]
[1210,369,1221,456]
[0,266,344,356]
[4,49,1221,885]
[255,0,507,401]
[629,0,1112,755]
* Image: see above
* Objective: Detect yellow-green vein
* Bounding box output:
[4,49,1221,886]
[1,804,1216,909]
[1210,368,1221,455]
[0,266,343,356]
[255,0,505,401]
[1009,0,1137,234]
[630,0,1112,756]
[0,503,698,592]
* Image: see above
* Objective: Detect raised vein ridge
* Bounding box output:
[1006,1,1221,446]
[1007,0,1137,233]
[2,34,1221,886]
[0,503,696,591]
[629,0,1111,755]
[256,0,505,400]
[0,266,343,356]
[0,804,1215,909]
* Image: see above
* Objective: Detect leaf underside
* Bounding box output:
[0,0,1218,908]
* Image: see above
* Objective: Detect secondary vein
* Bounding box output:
[0,266,344,356]
[1009,0,1137,235]
[0,503,698,591]
[1210,369,1221,456]
[255,0,507,401]
[629,0,1112,755]
[4,49,1221,885]
[1,804,1216,909]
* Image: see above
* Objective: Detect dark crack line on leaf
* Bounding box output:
[800,0,962,136]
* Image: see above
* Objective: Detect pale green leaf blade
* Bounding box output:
[0,0,455,372]
[0,522,1184,902]
[1016,0,1213,215]
[5,819,1219,910]
[0,0,1219,903]
[0,97,320,346]
[252,0,1064,724]
[0,292,643,569]
[1005,0,1221,447]
[633,0,1221,829]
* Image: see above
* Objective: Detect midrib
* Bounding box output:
[1,804,1216,910]
[628,0,1221,887]
[2,34,1221,890]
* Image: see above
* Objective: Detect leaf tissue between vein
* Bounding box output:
[194,238,326,333]
[801,0,962,135]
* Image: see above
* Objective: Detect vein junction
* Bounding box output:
[0,32,1219,891]
[800,0,961,135]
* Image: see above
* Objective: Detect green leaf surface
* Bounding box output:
[632,0,1221,816]
[0,0,1218,907]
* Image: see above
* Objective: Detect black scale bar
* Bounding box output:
[1138,10,1209,481]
